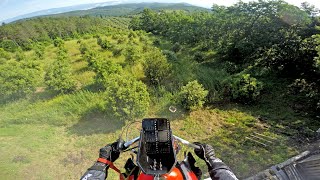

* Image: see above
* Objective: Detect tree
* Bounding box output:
[33,43,45,59]
[144,48,171,86]
[301,2,320,17]
[178,80,208,110]
[0,40,19,52]
[53,38,64,47]
[45,48,76,93]
[104,74,150,120]
[225,73,263,103]
[125,47,141,65]
[0,59,41,98]
[0,48,10,60]
[97,37,113,50]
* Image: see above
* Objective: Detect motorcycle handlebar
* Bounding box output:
[122,135,200,150]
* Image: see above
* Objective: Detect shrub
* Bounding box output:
[0,48,10,60]
[97,37,113,50]
[0,59,41,98]
[225,73,263,103]
[144,49,171,86]
[117,37,126,44]
[95,60,123,86]
[125,47,141,65]
[33,43,45,59]
[45,48,76,93]
[153,39,161,46]
[289,78,320,115]
[0,40,19,52]
[15,49,25,61]
[178,80,208,110]
[128,31,137,38]
[112,47,123,57]
[53,38,64,47]
[79,43,89,55]
[172,42,182,53]
[162,50,178,61]
[194,51,205,63]
[83,34,91,39]
[104,74,150,119]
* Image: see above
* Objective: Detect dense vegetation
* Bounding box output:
[131,1,320,118]
[0,1,319,179]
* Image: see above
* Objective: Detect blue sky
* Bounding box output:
[1,0,320,22]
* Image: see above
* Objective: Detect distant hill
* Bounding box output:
[53,3,210,17]
[2,2,210,24]
[2,1,120,24]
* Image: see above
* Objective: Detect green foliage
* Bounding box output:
[289,79,320,115]
[225,73,263,103]
[0,17,127,49]
[15,48,26,61]
[177,80,208,110]
[196,66,230,103]
[0,40,19,52]
[153,39,161,46]
[194,51,205,63]
[112,47,123,57]
[172,42,182,53]
[104,74,150,119]
[128,31,137,38]
[53,38,64,47]
[33,43,45,59]
[45,48,76,93]
[79,42,89,55]
[0,59,41,98]
[83,50,123,86]
[144,48,171,86]
[97,37,113,50]
[162,50,177,61]
[0,48,10,60]
[125,47,141,65]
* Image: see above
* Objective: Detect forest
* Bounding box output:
[0,1,319,179]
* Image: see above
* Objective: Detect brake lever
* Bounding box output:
[173,135,200,150]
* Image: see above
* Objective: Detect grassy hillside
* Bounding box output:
[0,27,302,179]
[51,3,209,17]
[1,1,319,179]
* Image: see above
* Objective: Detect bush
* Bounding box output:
[15,49,25,61]
[33,43,45,59]
[225,73,263,103]
[0,48,10,60]
[194,51,205,63]
[104,75,150,119]
[95,60,123,86]
[153,39,161,46]
[162,50,178,61]
[0,59,41,98]
[178,80,208,110]
[289,78,320,115]
[117,37,126,44]
[144,49,171,86]
[53,38,64,47]
[128,31,137,38]
[79,43,89,55]
[97,38,113,50]
[45,48,76,93]
[112,47,123,57]
[172,42,182,53]
[125,47,141,65]
[0,40,19,52]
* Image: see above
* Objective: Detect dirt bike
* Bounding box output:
[113,118,204,180]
